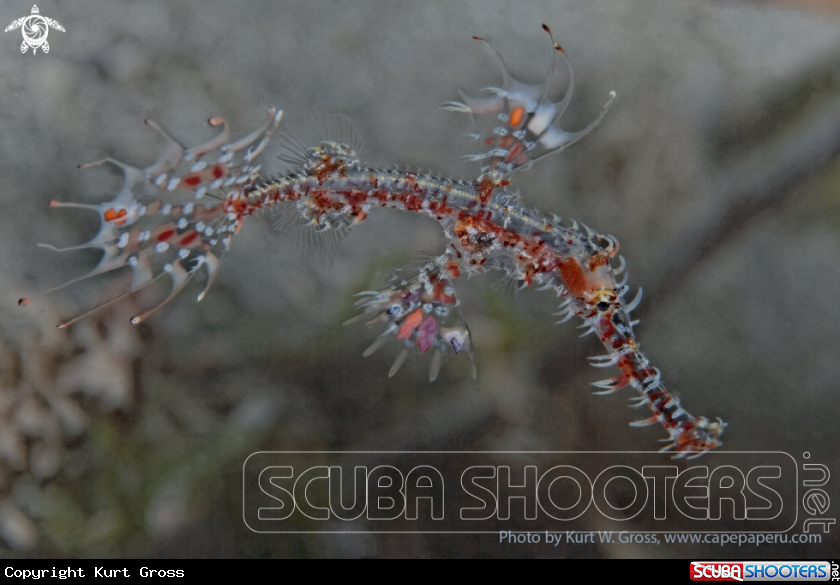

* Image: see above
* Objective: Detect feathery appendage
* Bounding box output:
[20,26,725,457]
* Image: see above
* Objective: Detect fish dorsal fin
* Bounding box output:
[442,25,615,177]
[274,110,362,172]
[271,111,363,268]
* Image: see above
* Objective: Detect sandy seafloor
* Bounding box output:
[0,0,838,558]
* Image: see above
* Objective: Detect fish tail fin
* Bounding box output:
[21,108,284,326]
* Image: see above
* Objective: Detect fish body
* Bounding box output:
[21,28,726,457]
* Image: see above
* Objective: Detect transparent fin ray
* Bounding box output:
[274,111,362,172]
[56,271,168,329]
[272,204,353,269]
[130,262,199,324]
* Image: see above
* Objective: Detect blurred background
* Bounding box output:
[0,0,838,558]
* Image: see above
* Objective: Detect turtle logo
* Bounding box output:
[5,5,65,54]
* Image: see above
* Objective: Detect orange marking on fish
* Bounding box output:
[103,208,127,222]
[397,308,423,340]
[558,258,589,297]
[432,280,457,305]
[510,106,525,127]
[588,254,609,271]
